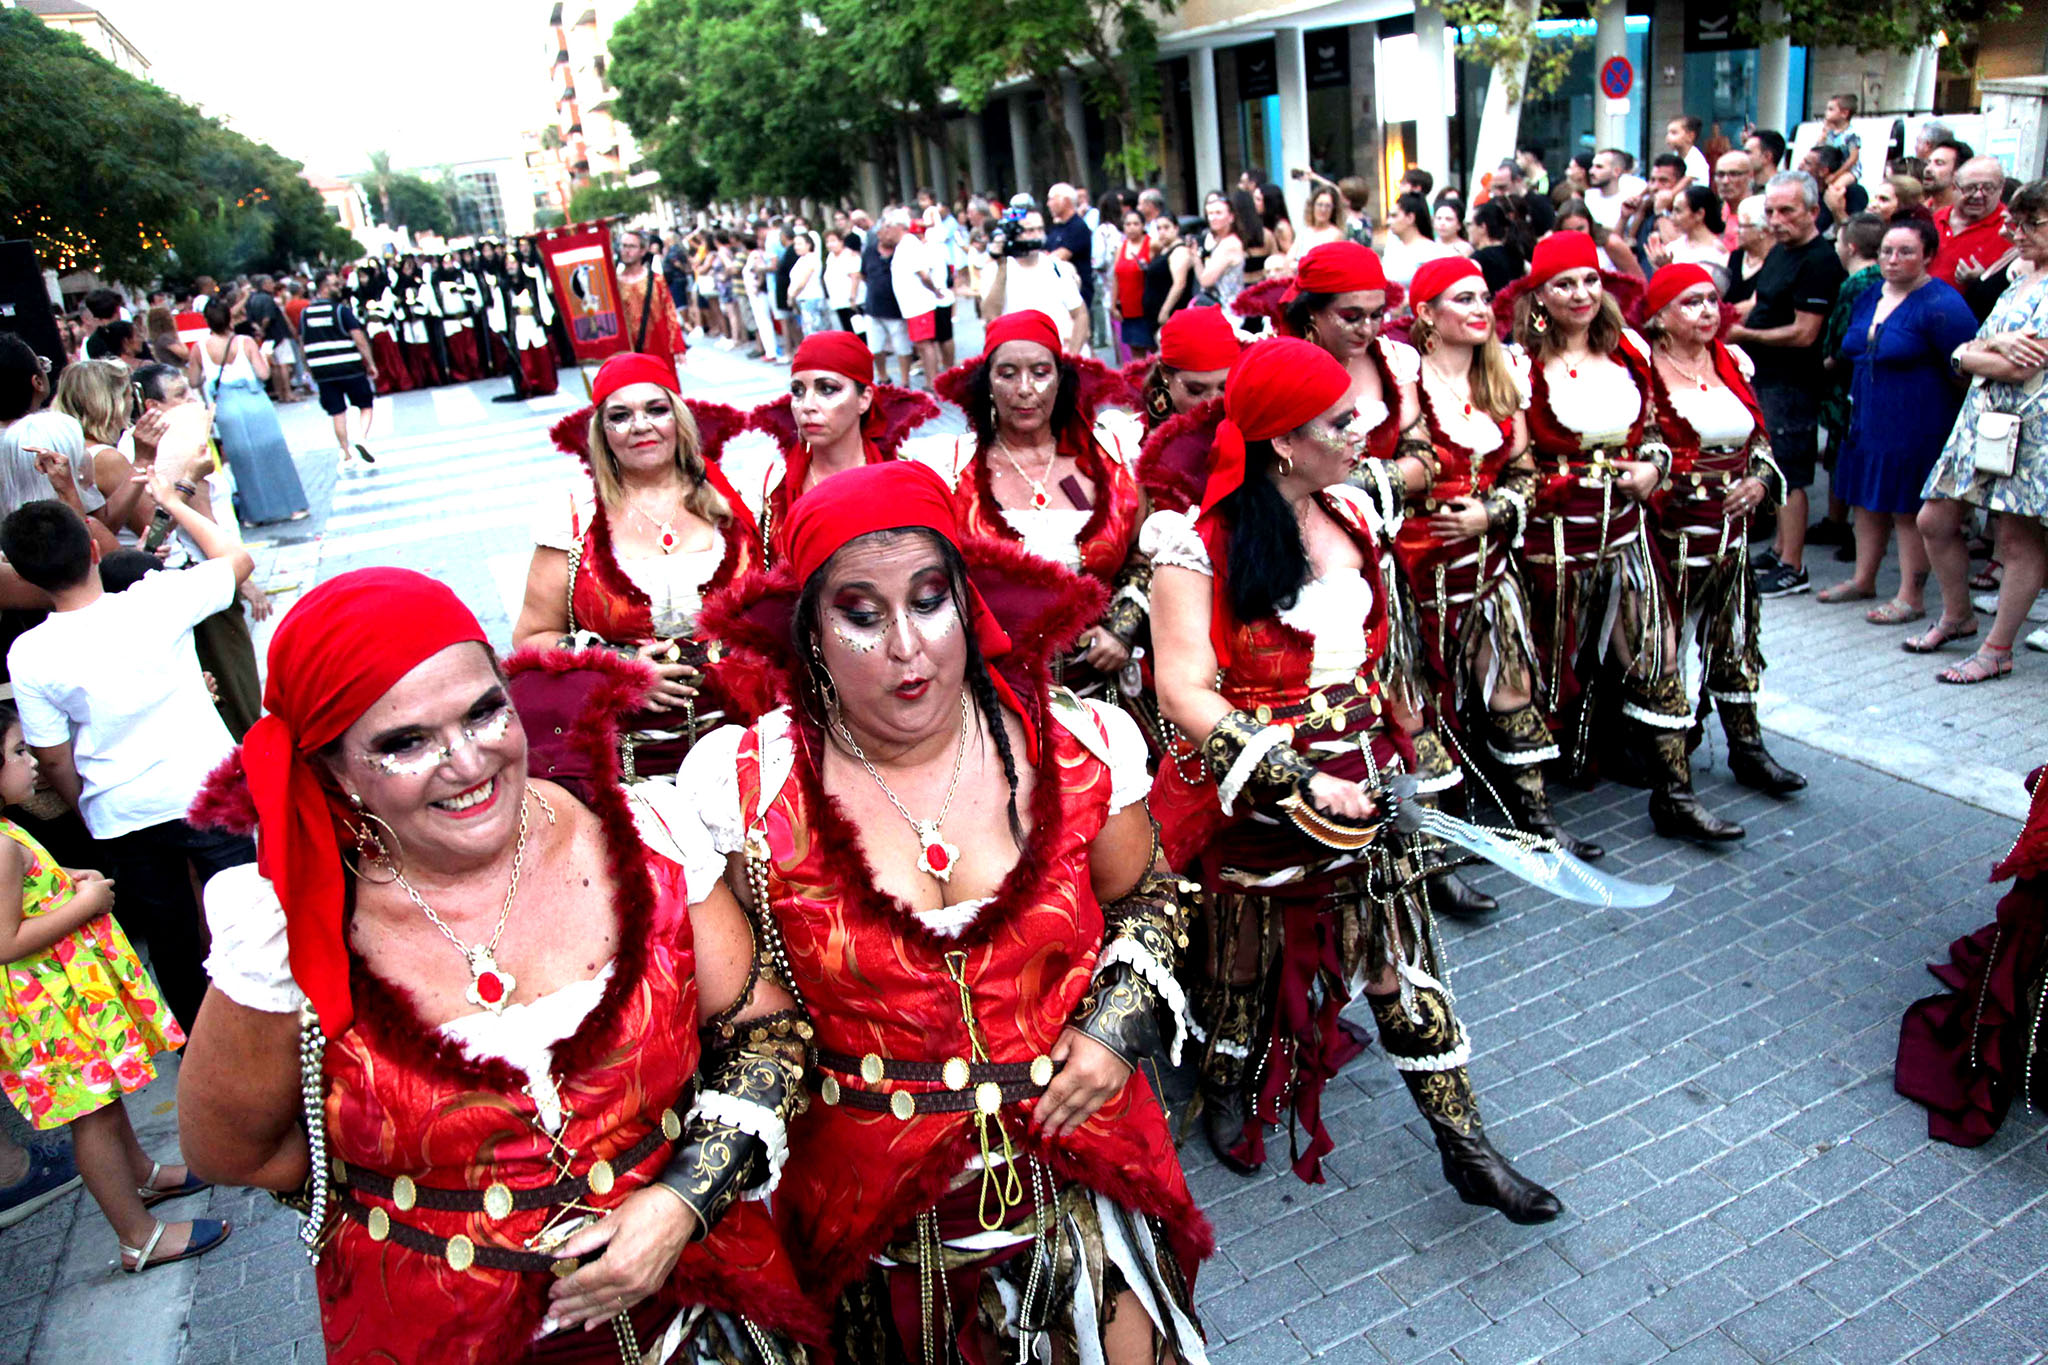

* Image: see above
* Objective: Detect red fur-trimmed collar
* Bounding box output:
[932,352,1137,429]
[698,535,1107,718]
[1119,356,1151,396]
[747,384,939,460]
[1136,398,1223,514]
[189,747,257,836]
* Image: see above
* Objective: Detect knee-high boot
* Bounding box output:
[1625,676,1745,842]
[1193,980,1261,1174]
[1412,732,1496,920]
[1483,704,1604,861]
[1369,989,1561,1224]
[1718,700,1806,795]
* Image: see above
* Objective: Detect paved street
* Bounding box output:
[1,347,2042,1365]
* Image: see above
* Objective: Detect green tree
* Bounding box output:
[366,149,397,226]
[1743,0,2016,55]
[366,172,456,237]
[567,177,651,223]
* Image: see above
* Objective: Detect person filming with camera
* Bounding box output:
[979,205,1092,357]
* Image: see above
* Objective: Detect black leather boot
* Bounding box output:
[1628,677,1745,842]
[1368,990,1561,1224]
[1196,987,1261,1174]
[1485,705,1605,861]
[1425,866,1498,920]
[1720,702,1806,795]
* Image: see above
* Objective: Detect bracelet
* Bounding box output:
[172,480,199,497]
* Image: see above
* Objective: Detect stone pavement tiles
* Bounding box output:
[2,738,2040,1363]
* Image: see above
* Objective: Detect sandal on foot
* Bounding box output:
[1938,647,2014,685]
[118,1218,232,1273]
[1816,582,1877,604]
[1970,560,2003,592]
[1866,599,1925,626]
[138,1161,210,1210]
[1903,618,1978,654]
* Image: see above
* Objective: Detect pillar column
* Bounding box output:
[967,115,992,196]
[895,125,917,202]
[1595,0,1629,153]
[1009,94,1033,197]
[1062,75,1092,185]
[1274,28,1313,223]
[926,133,951,196]
[1413,5,1451,182]
[858,158,885,215]
[1756,3,1791,134]
[1190,46,1224,195]
[1914,44,1940,112]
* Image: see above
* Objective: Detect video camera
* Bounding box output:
[986,206,1045,258]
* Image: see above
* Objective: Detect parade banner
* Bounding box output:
[535,222,623,361]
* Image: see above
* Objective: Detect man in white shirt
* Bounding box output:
[1585,148,1648,231]
[983,211,1090,354]
[887,212,950,388]
[2,405,256,1029]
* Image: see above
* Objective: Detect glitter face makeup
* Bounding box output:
[832,624,880,653]
[360,696,514,777]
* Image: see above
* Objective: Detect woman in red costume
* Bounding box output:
[1133,308,1243,515]
[667,460,1210,1361]
[175,568,821,1364]
[735,330,938,564]
[1640,264,1806,796]
[1144,339,1559,1224]
[925,311,1151,701]
[515,352,760,777]
[1403,257,1601,860]
[1251,241,1498,918]
[1897,762,2048,1144]
[1507,233,1742,842]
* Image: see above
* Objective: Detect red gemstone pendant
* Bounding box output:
[914,821,959,883]
[465,949,516,1013]
[925,842,950,871]
[1032,491,1048,510]
[477,971,506,1004]
[660,529,678,552]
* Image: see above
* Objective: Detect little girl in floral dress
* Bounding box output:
[0,706,230,1271]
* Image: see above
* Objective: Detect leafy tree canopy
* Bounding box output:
[567,177,651,223]
[0,10,354,284]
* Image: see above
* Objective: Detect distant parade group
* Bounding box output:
[343,240,562,399]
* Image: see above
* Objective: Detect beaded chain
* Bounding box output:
[296,1002,332,1265]
[745,832,809,1013]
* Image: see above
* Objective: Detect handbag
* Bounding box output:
[1973,375,2046,478]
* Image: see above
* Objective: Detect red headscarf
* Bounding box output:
[590,351,679,405]
[1200,338,1352,518]
[1157,308,1242,372]
[1527,232,1600,288]
[981,310,1063,360]
[1643,262,1716,322]
[1409,256,1485,309]
[1282,241,1388,306]
[781,461,1035,754]
[240,568,490,1038]
[789,330,875,386]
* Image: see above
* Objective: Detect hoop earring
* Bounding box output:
[344,793,402,884]
[808,639,841,720]
[1277,453,1295,477]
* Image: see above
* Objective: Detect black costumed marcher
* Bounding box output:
[1401,256,1602,859]
[1145,338,1560,1221]
[394,258,445,388]
[1639,263,1806,795]
[510,239,563,398]
[1502,233,1743,841]
[1896,762,2048,1145]
[434,255,482,384]
[474,242,522,397]
[666,459,1214,1361]
[1241,242,1500,921]
[733,330,937,565]
[353,263,413,394]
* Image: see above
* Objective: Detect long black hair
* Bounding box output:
[1281,290,1338,340]
[1218,437,1311,624]
[965,351,1081,451]
[794,529,1027,848]
[1680,184,1725,235]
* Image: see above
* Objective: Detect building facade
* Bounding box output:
[536,0,658,211]
[13,0,149,79]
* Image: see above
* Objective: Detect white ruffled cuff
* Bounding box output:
[1218,724,1293,817]
[1096,936,1189,1067]
[685,1090,790,1201]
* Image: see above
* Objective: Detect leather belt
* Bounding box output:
[810,1049,1055,1119]
[335,1195,567,1274]
[1232,674,1386,730]
[337,1108,679,1216]
[812,1074,1047,1118]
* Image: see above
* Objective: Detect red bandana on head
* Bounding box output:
[1409,256,1485,310]
[1526,231,1600,289]
[240,568,490,1038]
[1157,307,1243,372]
[782,461,1038,760]
[1282,241,1388,307]
[789,330,875,387]
[1643,262,1717,322]
[980,309,1063,360]
[590,351,679,405]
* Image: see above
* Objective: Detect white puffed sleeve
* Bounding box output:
[899,432,976,486]
[718,428,782,519]
[1728,344,1756,382]
[202,864,305,1015]
[1380,336,1422,384]
[530,482,592,551]
[639,724,750,902]
[1508,350,1534,410]
[1087,700,1154,815]
[1093,410,1145,469]
[1138,507,1211,575]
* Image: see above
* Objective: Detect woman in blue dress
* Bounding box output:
[191,299,309,526]
[1821,218,1978,623]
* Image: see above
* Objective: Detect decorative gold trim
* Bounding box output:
[660,1108,682,1141]
[1029,1054,1055,1087]
[861,1053,885,1085]
[366,1207,390,1242]
[587,1160,615,1196]
[483,1182,514,1221]
[820,1075,841,1105]
[445,1233,476,1273]
[391,1175,417,1212]
[890,1090,917,1121]
[975,1082,1003,1116]
[942,1057,971,1091]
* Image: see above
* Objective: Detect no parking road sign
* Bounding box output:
[1599,55,1634,100]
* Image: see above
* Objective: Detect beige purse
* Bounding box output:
[1973,377,2046,478]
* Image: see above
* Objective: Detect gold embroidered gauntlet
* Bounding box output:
[1100,557,1152,647]
[655,1010,811,1239]
[1204,709,1316,801]
[1076,869,1192,1065]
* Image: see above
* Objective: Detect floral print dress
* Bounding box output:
[1925,270,2048,517]
[0,821,183,1129]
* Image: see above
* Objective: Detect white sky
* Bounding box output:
[98,0,555,177]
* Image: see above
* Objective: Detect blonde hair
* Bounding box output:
[1512,287,1626,363]
[1411,312,1520,423]
[585,401,732,528]
[53,358,133,447]
[1887,174,1926,212]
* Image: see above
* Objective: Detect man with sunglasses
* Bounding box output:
[1932,156,2012,288]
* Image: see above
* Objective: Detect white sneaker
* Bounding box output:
[2026,625,2048,654]
[1976,590,2048,621]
